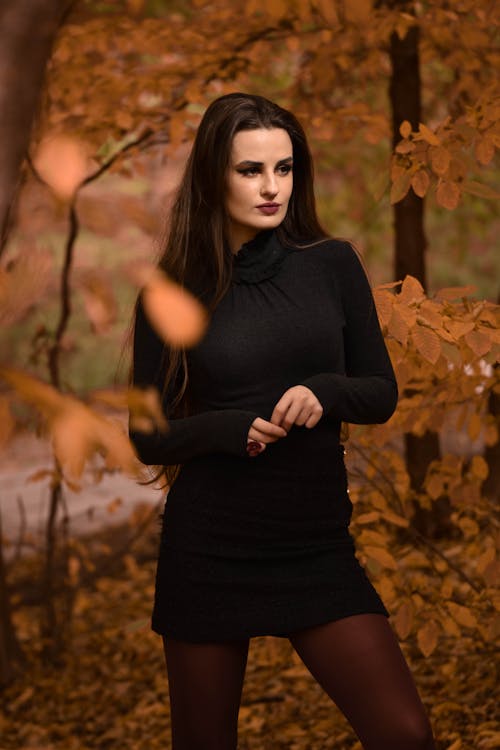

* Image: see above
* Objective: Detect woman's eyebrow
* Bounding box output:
[234,156,294,168]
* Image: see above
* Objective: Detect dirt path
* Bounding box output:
[0,431,161,553]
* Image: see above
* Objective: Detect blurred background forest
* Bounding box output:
[0,1,499,749]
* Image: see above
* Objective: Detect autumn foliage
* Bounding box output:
[352,276,499,654]
[392,111,500,209]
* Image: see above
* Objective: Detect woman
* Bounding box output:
[129,93,435,750]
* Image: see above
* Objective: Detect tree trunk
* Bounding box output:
[389,24,427,285]
[0,0,68,255]
[482,379,500,502]
[483,291,500,502]
[0,513,25,687]
[387,5,445,536]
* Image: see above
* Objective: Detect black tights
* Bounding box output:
[162,613,436,750]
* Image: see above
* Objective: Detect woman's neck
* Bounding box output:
[227,224,260,255]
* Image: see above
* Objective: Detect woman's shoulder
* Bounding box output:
[293,236,362,273]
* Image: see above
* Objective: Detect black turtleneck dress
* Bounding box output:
[130,230,398,641]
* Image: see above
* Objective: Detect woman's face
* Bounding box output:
[225,127,293,252]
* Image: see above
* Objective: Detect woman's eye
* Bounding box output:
[238,168,260,177]
[237,164,292,177]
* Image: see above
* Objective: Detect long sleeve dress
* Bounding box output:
[130,228,398,641]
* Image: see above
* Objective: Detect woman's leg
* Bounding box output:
[288,613,436,750]
[162,635,250,750]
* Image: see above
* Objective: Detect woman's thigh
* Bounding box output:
[162,635,250,750]
[287,613,435,750]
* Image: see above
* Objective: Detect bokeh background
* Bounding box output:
[0,1,498,748]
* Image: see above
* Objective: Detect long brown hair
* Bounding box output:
[130,92,329,486]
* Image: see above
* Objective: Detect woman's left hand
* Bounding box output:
[269,385,323,432]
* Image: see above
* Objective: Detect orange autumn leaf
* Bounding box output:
[411,169,430,198]
[446,602,478,629]
[394,600,414,640]
[51,401,139,483]
[130,263,208,348]
[395,139,416,155]
[0,366,65,418]
[91,386,168,433]
[429,145,451,175]
[0,367,141,484]
[476,547,495,576]
[143,273,208,347]
[317,0,339,26]
[412,325,442,364]
[373,288,394,328]
[363,546,398,571]
[390,169,412,204]
[388,306,410,346]
[267,0,288,19]
[355,511,380,524]
[417,122,440,146]
[383,509,409,528]
[344,0,372,23]
[436,180,461,210]
[33,134,90,200]
[464,329,492,357]
[435,285,477,301]
[468,455,489,481]
[399,275,425,305]
[474,134,495,165]
[399,120,412,138]
[417,620,440,657]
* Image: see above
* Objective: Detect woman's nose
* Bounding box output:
[261,171,278,196]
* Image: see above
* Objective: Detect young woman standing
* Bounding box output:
[129,92,436,750]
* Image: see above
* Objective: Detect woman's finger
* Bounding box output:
[250,418,287,440]
[277,401,302,431]
[303,408,323,428]
[273,396,312,431]
[269,392,293,427]
[248,426,284,444]
[270,386,323,431]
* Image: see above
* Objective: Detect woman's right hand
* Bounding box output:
[247,417,287,456]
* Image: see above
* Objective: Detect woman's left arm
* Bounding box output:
[298,241,398,425]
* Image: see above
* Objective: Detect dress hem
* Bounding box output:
[151,602,390,642]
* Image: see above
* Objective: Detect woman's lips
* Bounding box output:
[256,203,281,215]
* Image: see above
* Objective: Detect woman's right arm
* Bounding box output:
[128,293,260,466]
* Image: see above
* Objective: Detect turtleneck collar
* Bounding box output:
[231,229,293,284]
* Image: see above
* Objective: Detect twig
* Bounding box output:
[47,200,77,388]
[409,526,482,594]
[80,128,156,186]
[350,441,406,510]
[79,499,162,588]
[349,443,483,594]
[12,495,27,566]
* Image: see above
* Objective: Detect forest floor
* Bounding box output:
[1,550,497,750]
